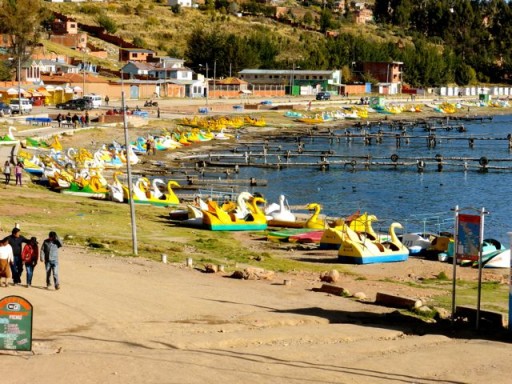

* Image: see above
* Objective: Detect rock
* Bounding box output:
[414,300,423,309]
[417,305,432,314]
[230,270,245,279]
[229,268,274,281]
[320,269,340,283]
[434,307,450,320]
[312,284,349,296]
[375,292,420,309]
[353,291,367,300]
[204,264,218,273]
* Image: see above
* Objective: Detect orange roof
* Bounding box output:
[214,77,248,86]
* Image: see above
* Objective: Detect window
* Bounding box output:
[133,53,138,58]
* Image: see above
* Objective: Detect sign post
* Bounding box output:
[0,296,33,351]
[508,232,512,332]
[451,207,487,330]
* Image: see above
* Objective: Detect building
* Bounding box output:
[119,48,155,63]
[360,61,403,94]
[168,0,193,7]
[238,69,341,95]
[354,8,373,24]
[121,62,155,78]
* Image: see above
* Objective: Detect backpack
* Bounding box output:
[22,244,36,263]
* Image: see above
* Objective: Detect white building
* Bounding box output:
[168,0,193,7]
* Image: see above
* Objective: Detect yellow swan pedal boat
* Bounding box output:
[337,222,409,264]
[202,197,267,231]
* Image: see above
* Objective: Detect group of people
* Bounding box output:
[0,227,62,289]
[3,160,24,186]
[56,112,90,129]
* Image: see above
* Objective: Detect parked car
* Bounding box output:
[9,98,33,114]
[0,102,12,116]
[316,92,331,101]
[56,98,93,111]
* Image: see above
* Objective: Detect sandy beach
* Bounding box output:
[2,98,512,383]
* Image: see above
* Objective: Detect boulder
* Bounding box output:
[320,269,340,283]
[204,264,218,273]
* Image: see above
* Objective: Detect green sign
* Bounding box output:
[0,296,33,351]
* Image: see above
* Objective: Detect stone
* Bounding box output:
[417,305,432,314]
[312,284,348,296]
[204,264,218,273]
[230,270,245,279]
[353,291,367,300]
[375,292,420,309]
[320,269,340,283]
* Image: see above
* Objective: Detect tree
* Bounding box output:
[0,0,48,80]
[302,11,313,26]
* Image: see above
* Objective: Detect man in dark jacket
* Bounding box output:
[40,231,62,290]
[3,227,29,285]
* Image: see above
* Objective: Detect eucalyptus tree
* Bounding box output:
[0,0,48,80]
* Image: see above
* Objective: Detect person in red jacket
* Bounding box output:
[21,237,38,287]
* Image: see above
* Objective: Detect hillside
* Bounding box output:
[44,0,393,70]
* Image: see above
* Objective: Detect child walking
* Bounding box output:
[22,237,38,287]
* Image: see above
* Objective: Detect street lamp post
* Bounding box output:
[17,55,21,115]
[290,63,300,96]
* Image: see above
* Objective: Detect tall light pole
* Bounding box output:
[213,60,216,100]
[17,55,21,115]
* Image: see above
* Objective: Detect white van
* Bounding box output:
[83,94,103,109]
[9,98,32,114]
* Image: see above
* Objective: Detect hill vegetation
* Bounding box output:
[26,0,512,87]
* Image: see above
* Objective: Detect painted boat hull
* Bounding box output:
[267,228,318,242]
[338,253,409,264]
[289,230,324,243]
[127,198,179,207]
[267,219,305,228]
[61,190,108,199]
[207,223,267,231]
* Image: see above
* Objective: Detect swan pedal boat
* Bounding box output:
[202,196,267,231]
[337,222,409,264]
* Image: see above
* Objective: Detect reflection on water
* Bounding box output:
[233,115,512,242]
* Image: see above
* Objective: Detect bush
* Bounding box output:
[79,4,102,15]
[97,14,118,34]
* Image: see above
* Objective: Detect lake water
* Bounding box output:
[217,114,512,242]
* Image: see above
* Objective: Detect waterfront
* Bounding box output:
[231,114,512,242]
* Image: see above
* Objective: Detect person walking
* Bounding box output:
[105,95,109,106]
[21,237,38,287]
[0,238,13,287]
[56,113,62,128]
[15,162,23,186]
[3,227,29,285]
[3,160,11,184]
[72,113,79,129]
[85,111,90,126]
[40,231,62,290]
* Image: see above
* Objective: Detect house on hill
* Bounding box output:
[168,0,193,7]
[49,15,87,51]
[119,48,155,63]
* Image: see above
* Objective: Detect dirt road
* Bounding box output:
[2,245,511,384]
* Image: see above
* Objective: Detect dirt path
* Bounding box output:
[1,246,511,384]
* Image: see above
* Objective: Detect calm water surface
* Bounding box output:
[228,114,512,242]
